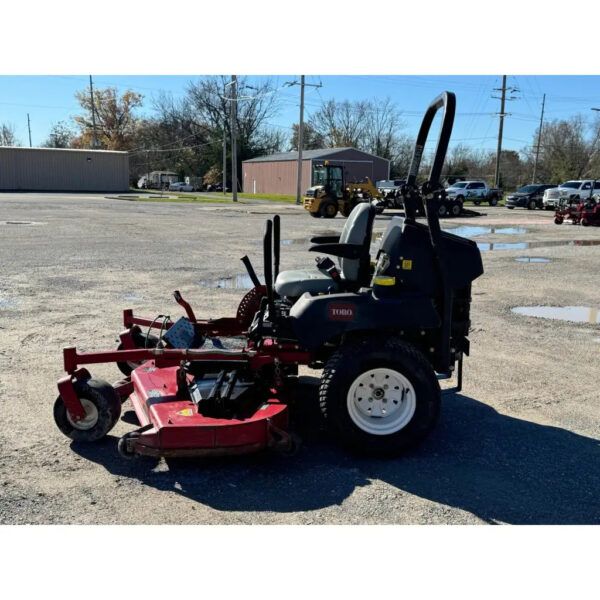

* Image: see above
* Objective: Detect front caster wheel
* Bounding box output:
[54,378,121,442]
[319,338,441,456]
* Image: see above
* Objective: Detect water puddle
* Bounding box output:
[198,274,260,289]
[511,306,600,324]
[0,295,15,307]
[515,257,551,263]
[444,225,528,237]
[480,239,600,252]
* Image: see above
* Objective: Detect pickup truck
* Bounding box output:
[542,180,600,209]
[376,179,405,194]
[445,180,503,206]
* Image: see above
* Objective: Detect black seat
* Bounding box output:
[275,203,376,298]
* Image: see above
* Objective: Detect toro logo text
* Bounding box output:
[328,302,355,321]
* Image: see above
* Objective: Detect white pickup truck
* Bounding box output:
[445,180,502,206]
[542,180,600,209]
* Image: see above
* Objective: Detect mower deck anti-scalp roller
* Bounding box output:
[54,91,483,460]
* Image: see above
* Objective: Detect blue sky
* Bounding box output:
[2,75,600,154]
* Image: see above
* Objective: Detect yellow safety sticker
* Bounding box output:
[373,276,395,286]
[402,259,413,270]
[176,409,194,417]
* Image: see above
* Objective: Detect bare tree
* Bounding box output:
[42,121,75,148]
[363,97,404,160]
[309,99,369,148]
[289,122,325,151]
[0,123,19,146]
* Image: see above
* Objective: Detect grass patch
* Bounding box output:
[222,192,297,203]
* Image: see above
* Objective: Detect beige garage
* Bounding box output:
[0,147,129,192]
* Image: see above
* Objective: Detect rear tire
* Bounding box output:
[340,203,354,218]
[437,204,448,217]
[54,378,121,442]
[451,202,461,216]
[117,331,159,376]
[320,200,338,219]
[554,217,563,225]
[488,195,498,206]
[528,199,536,210]
[319,338,441,456]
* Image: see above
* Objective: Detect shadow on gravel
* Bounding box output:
[72,377,600,524]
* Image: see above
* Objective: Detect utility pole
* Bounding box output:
[532,93,546,184]
[230,75,238,202]
[286,77,322,204]
[222,129,227,195]
[296,75,305,205]
[27,113,32,147]
[492,76,519,188]
[89,75,98,149]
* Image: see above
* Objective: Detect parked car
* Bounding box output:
[445,180,502,206]
[137,171,178,190]
[206,183,229,192]
[542,180,600,210]
[505,184,555,210]
[168,181,195,192]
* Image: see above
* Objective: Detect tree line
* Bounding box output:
[1,78,600,191]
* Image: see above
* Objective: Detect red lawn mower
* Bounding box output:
[554,189,600,226]
[581,198,600,226]
[53,92,483,460]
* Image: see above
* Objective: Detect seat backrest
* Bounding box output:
[379,216,405,253]
[339,203,375,281]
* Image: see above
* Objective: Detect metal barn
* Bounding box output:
[0,147,129,192]
[242,148,390,196]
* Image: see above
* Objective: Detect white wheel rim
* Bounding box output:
[346,368,416,435]
[66,398,99,430]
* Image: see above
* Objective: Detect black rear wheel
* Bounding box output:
[320,200,338,219]
[54,378,121,442]
[319,338,441,456]
[488,195,498,206]
[117,331,159,376]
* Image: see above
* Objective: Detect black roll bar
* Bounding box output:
[403,91,456,223]
[403,91,457,374]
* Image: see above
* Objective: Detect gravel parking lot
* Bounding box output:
[1,192,599,524]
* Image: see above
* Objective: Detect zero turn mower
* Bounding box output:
[554,196,600,226]
[53,91,483,459]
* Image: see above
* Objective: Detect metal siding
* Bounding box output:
[243,159,311,196]
[0,147,129,192]
[242,148,390,195]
